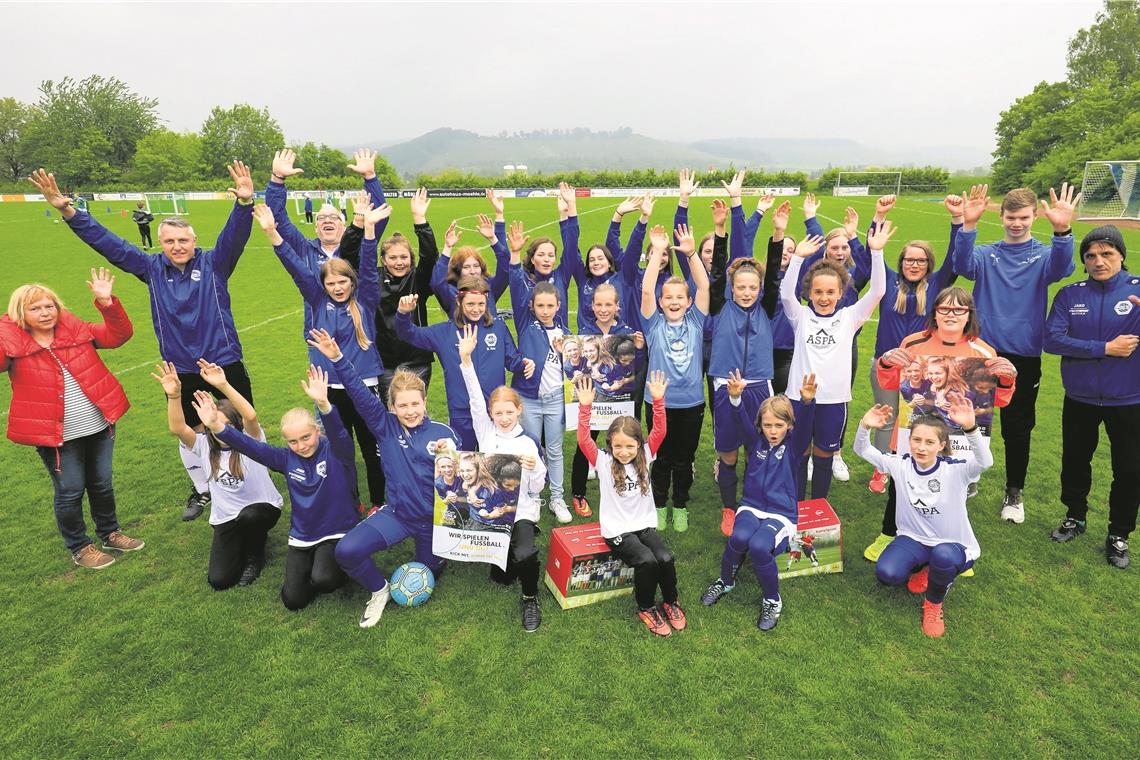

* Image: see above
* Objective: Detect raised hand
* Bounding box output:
[1040,182,1082,232]
[800,372,818,403]
[475,213,495,240]
[364,202,393,226]
[711,198,729,228]
[197,358,227,387]
[192,391,224,431]
[794,234,825,258]
[306,328,342,360]
[962,184,989,227]
[300,365,330,405]
[881,347,914,368]
[675,224,696,258]
[346,148,378,179]
[646,370,669,401]
[943,193,964,220]
[866,219,897,251]
[843,207,859,240]
[575,375,596,406]
[772,200,792,233]
[272,149,304,180]
[639,192,656,219]
[756,193,776,214]
[252,204,278,233]
[485,188,505,217]
[150,361,182,397]
[351,191,371,218]
[721,169,746,200]
[397,294,419,314]
[946,392,977,429]
[410,187,430,223]
[85,267,115,305]
[507,220,529,254]
[648,224,670,252]
[875,194,897,218]
[558,181,577,211]
[457,323,477,364]
[226,160,254,201]
[28,169,73,212]
[679,168,700,200]
[861,404,895,429]
[444,220,461,248]
[616,196,642,217]
[803,192,820,219]
[726,369,746,399]
[632,331,645,349]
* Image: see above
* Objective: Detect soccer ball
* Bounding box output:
[389,562,435,607]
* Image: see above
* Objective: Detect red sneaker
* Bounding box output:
[720,508,736,537]
[921,599,945,638]
[637,607,672,637]
[661,601,687,631]
[869,469,889,494]
[572,496,592,518]
[907,566,929,594]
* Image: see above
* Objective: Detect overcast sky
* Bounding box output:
[4,1,1103,159]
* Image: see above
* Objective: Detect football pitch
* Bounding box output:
[0,192,1137,758]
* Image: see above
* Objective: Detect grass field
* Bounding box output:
[1,190,1138,759]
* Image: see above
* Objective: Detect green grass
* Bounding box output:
[1,192,1138,759]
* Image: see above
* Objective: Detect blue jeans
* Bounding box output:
[37,426,120,554]
[521,389,565,503]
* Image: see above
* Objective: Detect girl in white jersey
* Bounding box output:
[776,205,889,500]
[853,397,992,638]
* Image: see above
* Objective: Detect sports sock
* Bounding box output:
[179,443,210,494]
[811,454,834,499]
[717,459,739,508]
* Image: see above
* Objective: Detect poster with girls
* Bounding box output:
[897,356,1001,445]
[432,448,523,570]
[560,334,641,430]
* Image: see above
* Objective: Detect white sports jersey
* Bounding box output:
[595,445,658,539]
[186,430,284,526]
[780,249,885,403]
[539,325,565,397]
[854,426,991,561]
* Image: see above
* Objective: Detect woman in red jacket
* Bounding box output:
[1,267,144,569]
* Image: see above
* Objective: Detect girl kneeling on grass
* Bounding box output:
[308,328,461,629]
[576,372,685,638]
[154,360,282,590]
[701,372,817,632]
[853,397,992,638]
[458,323,549,632]
[197,367,360,611]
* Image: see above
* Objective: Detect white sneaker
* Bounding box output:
[550,498,573,524]
[806,457,814,481]
[831,452,850,482]
[1001,488,1025,524]
[587,465,597,480]
[359,585,391,628]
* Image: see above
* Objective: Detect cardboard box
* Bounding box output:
[780,498,844,580]
[544,522,633,609]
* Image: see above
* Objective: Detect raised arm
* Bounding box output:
[729,372,761,449]
[640,226,669,320]
[954,184,989,279]
[267,149,310,255]
[413,217,441,297]
[84,268,134,348]
[196,358,262,441]
[307,331,393,448]
[394,297,437,351]
[576,377,599,466]
[1040,183,1079,283]
[152,362,197,448]
[780,227,822,328]
[709,215,729,317]
[457,325,494,443]
[850,221,891,325]
[676,223,709,314]
[358,201,393,311]
[211,161,256,279]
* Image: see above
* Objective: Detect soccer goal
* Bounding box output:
[143,192,188,215]
[1078,160,1140,221]
[834,171,902,197]
[293,190,334,217]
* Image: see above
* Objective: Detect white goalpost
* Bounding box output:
[292,190,335,218]
[1078,160,1140,221]
[143,192,188,215]
[834,171,902,197]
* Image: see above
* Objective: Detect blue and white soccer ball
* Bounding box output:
[389,562,435,607]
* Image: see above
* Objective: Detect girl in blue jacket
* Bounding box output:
[431,190,510,316]
[307,329,461,629]
[700,371,816,632]
[395,279,533,450]
[507,184,578,326]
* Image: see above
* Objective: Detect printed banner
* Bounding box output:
[432,449,522,570]
[561,334,640,430]
[896,355,998,456]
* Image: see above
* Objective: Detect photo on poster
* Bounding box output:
[896,355,1000,454]
[432,449,522,570]
[561,334,640,430]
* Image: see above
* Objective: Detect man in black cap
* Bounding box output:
[1043,225,1140,568]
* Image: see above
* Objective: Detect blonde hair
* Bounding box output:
[387,369,427,407]
[7,284,65,330]
[823,228,852,266]
[280,407,318,432]
[893,241,935,315]
[757,395,795,431]
[320,258,371,350]
[606,417,650,495]
[593,282,619,304]
[661,275,690,298]
[489,385,523,410]
[459,452,497,493]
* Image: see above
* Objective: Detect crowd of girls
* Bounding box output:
[8,159,1135,641]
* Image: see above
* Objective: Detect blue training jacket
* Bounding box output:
[953,227,1075,356]
[430,221,510,317]
[564,214,627,333]
[508,217,575,326]
[264,176,387,272]
[65,204,252,373]
[1044,270,1140,406]
[707,228,782,381]
[511,313,570,399]
[738,398,816,524]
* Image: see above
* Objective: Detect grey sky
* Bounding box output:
[4,1,1102,162]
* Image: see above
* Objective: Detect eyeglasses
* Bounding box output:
[935,306,970,316]
[901,258,928,267]
[315,213,342,222]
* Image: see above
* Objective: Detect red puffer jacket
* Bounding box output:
[0,297,133,447]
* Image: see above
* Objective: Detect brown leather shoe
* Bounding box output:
[102,531,145,552]
[73,544,115,569]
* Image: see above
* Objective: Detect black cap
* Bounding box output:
[1080,225,1127,260]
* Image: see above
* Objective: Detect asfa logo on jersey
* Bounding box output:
[1115,299,1134,316]
[484,333,498,349]
[190,269,202,282]
[806,328,836,347]
[316,460,327,478]
[217,471,242,490]
[911,497,941,516]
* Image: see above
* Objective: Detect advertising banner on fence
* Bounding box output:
[561,334,641,430]
[432,449,523,570]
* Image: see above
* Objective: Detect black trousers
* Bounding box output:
[175,361,254,429]
[375,361,433,408]
[281,539,348,611]
[328,384,385,508]
[605,528,677,610]
[645,402,704,509]
[772,348,794,396]
[137,223,152,248]
[207,502,280,590]
[998,353,1042,490]
[1060,397,1140,537]
[571,430,600,498]
[489,519,540,596]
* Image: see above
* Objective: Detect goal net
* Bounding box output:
[143,192,188,216]
[293,190,335,217]
[1078,160,1140,221]
[834,171,902,197]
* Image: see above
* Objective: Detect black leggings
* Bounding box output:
[207,502,280,590]
[489,520,540,596]
[772,348,794,396]
[605,528,677,610]
[646,402,705,509]
[571,430,600,498]
[328,384,385,508]
[281,539,348,611]
[998,353,1041,490]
